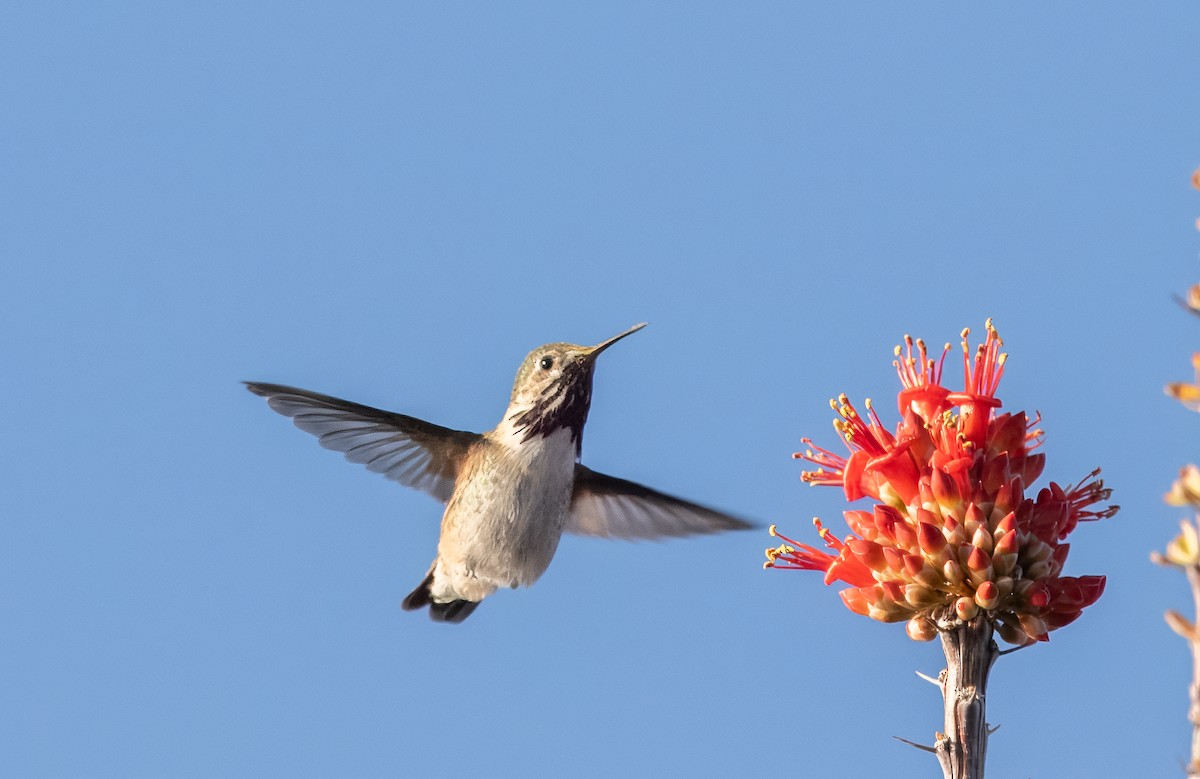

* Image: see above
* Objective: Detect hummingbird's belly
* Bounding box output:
[438,429,577,592]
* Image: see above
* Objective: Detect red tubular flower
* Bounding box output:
[769,320,1117,644]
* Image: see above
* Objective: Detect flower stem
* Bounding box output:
[934,613,998,779]
[1186,566,1200,779]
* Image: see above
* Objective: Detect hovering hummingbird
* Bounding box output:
[246,323,751,623]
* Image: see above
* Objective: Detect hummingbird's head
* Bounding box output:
[507,323,646,446]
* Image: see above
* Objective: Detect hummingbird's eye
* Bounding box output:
[539,355,554,370]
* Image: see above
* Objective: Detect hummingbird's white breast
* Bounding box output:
[431,422,578,603]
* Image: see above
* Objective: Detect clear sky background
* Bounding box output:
[4,3,1200,777]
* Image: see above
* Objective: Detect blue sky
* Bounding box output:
[4,3,1200,776]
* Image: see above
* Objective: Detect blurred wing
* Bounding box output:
[567,465,754,540]
[245,382,480,503]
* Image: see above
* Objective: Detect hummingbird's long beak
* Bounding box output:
[586,322,647,358]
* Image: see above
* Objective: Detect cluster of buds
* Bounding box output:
[1164,465,1200,516]
[1154,469,1200,642]
[1166,352,1200,412]
[766,320,1117,645]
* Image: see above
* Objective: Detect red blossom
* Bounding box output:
[767,320,1117,644]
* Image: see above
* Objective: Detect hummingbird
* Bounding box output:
[245,323,751,623]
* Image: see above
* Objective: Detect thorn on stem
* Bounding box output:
[1173,293,1200,317]
[893,736,938,754]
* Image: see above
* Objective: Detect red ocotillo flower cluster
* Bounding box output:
[766,321,1116,644]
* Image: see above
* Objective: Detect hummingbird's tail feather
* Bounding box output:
[402,570,481,623]
[429,598,480,623]
[401,571,434,611]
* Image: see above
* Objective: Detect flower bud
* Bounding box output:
[993,527,1019,556]
[974,580,999,610]
[892,522,916,550]
[971,526,994,554]
[966,546,993,586]
[847,538,887,573]
[1025,559,1052,580]
[840,587,871,617]
[931,468,961,507]
[880,580,905,604]
[918,522,946,554]
[906,616,938,642]
[995,618,1031,646]
[1017,612,1048,641]
[883,546,906,574]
